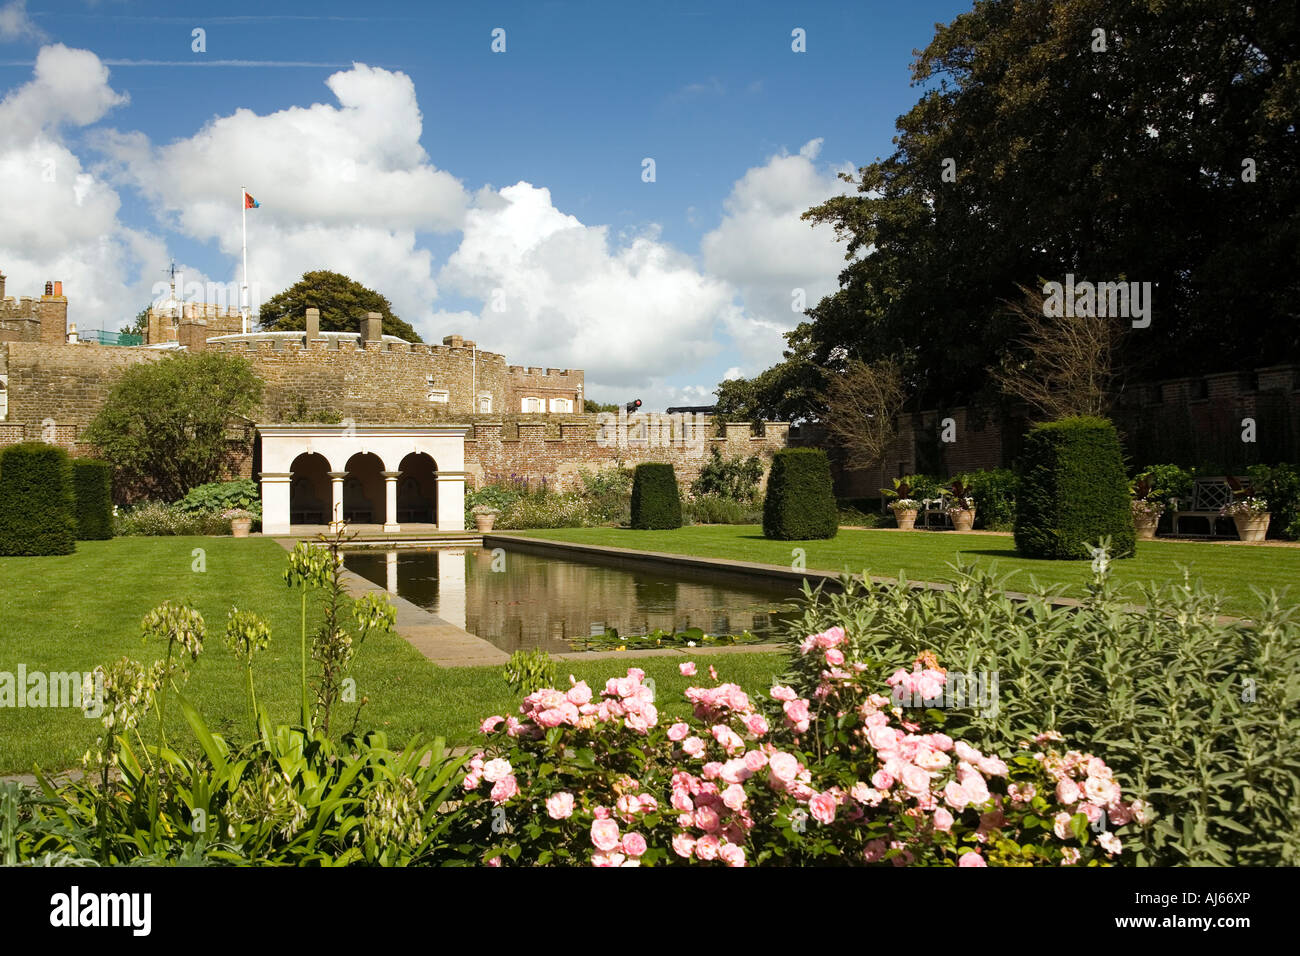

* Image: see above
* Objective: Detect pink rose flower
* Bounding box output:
[672,832,696,858]
[933,807,954,831]
[590,818,621,852]
[809,791,837,825]
[783,699,812,732]
[546,792,576,819]
[566,682,592,706]
[482,758,512,784]
[1056,778,1081,805]
[490,775,518,804]
[825,648,845,666]
[694,806,721,832]
[480,716,505,734]
[1053,811,1074,840]
[621,832,648,857]
[590,851,625,867]
[767,752,799,783]
[722,784,747,811]
[682,736,706,757]
[943,781,970,809]
[958,851,987,867]
[743,749,768,772]
[667,722,690,741]
[679,661,696,677]
[743,713,769,737]
[694,834,720,861]
[871,769,895,790]
[770,685,797,702]
[901,764,932,797]
[717,842,746,867]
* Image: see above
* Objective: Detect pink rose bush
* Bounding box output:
[452,634,1146,866]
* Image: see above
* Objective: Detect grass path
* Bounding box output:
[0,537,783,773]
[510,525,1300,615]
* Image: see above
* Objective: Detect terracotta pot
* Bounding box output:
[1232,513,1270,543]
[893,508,918,531]
[230,517,252,538]
[474,513,496,532]
[1133,513,1159,540]
[950,509,976,532]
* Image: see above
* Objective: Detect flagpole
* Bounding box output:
[241,186,250,334]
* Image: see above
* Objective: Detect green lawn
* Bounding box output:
[508,525,1300,616]
[0,537,783,774]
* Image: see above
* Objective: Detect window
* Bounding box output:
[427,388,449,403]
[478,394,492,413]
[549,397,573,413]
[522,397,542,413]
[0,376,6,421]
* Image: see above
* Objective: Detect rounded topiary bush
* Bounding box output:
[72,458,114,540]
[762,448,838,540]
[630,463,682,529]
[0,442,77,556]
[1014,416,1136,559]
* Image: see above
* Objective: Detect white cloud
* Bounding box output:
[700,137,853,367]
[100,62,468,324]
[0,45,162,332]
[0,1,44,44]
[437,181,742,386]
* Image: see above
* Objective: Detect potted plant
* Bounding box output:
[472,504,499,532]
[1129,474,1165,541]
[945,479,977,532]
[1221,493,1270,543]
[881,478,920,531]
[223,507,254,538]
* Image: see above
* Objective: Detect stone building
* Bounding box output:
[0,274,792,532]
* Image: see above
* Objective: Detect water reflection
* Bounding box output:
[343,547,800,654]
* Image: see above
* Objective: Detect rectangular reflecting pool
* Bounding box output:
[342,546,802,654]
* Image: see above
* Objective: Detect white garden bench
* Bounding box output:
[1170,476,1250,538]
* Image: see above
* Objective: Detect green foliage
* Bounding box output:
[576,467,633,525]
[630,463,682,530]
[175,479,262,520]
[0,443,76,556]
[258,269,422,343]
[583,399,619,414]
[690,448,764,501]
[1245,463,1300,540]
[71,459,114,540]
[682,493,763,525]
[784,561,1300,865]
[1015,417,1135,559]
[503,649,558,696]
[1136,463,1195,504]
[713,355,828,425]
[953,468,1018,530]
[762,448,837,540]
[83,351,264,502]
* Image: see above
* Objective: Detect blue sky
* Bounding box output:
[0,0,970,409]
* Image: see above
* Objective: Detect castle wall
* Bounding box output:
[505,365,584,414]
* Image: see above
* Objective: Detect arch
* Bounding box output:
[344,452,384,524]
[398,452,437,524]
[289,453,330,525]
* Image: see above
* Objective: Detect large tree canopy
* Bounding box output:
[258,270,423,343]
[729,0,1298,419]
[84,352,264,501]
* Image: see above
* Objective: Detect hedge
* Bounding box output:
[72,458,114,540]
[0,442,77,556]
[630,463,682,530]
[762,448,838,540]
[1014,416,1135,559]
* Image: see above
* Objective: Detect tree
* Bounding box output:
[120,306,149,338]
[819,359,906,471]
[992,284,1122,421]
[258,270,423,343]
[584,399,619,414]
[84,352,264,501]
[714,352,829,425]
[784,0,1298,411]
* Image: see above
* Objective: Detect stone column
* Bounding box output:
[382,471,401,533]
[328,471,347,530]
[435,471,467,531]
[259,472,292,536]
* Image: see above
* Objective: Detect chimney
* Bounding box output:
[305,307,320,341]
[0,272,6,300]
[362,311,382,343]
[442,334,464,348]
[38,280,68,345]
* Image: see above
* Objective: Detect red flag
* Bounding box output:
[244,191,260,209]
